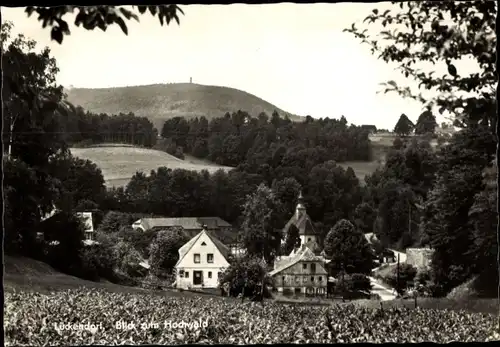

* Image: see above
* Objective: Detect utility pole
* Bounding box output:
[341,262,345,303]
[396,253,400,297]
[408,202,412,236]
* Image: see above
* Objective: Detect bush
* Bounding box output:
[79,242,117,281]
[346,273,372,292]
[220,256,273,300]
[113,240,148,278]
[385,263,418,294]
[119,226,158,259]
[149,227,189,277]
[39,212,85,276]
[98,211,144,234]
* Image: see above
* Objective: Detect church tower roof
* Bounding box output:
[282,191,318,236]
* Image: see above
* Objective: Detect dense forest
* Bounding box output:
[58,106,158,148]
[160,112,372,167]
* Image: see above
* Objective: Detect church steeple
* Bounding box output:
[296,191,306,219]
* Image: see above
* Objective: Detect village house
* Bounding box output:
[174,227,230,290]
[364,233,402,264]
[269,244,328,296]
[39,209,97,246]
[131,216,238,247]
[282,192,321,255]
[132,216,233,237]
[406,248,434,269]
[76,212,96,243]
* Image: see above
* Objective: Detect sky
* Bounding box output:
[2,4,460,130]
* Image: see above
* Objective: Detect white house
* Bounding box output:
[175,228,230,290]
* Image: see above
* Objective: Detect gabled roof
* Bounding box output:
[283,212,317,236]
[364,232,378,244]
[269,245,327,276]
[135,217,232,231]
[175,229,230,267]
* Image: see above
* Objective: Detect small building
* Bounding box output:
[175,228,230,290]
[269,244,328,296]
[364,232,379,245]
[406,248,434,269]
[282,192,319,247]
[39,209,97,246]
[76,212,95,241]
[132,217,232,234]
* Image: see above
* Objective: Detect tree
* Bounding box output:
[24,6,184,44]
[2,22,71,255]
[386,263,418,295]
[99,211,142,234]
[353,202,376,235]
[271,177,302,219]
[345,1,496,134]
[323,219,374,276]
[421,125,496,295]
[240,183,285,265]
[49,152,107,210]
[281,224,301,256]
[414,110,438,135]
[219,255,272,299]
[393,114,415,137]
[466,160,498,297]
[38,211,86,276]
[149,227,189,277]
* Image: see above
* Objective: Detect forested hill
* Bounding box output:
[65,83,303,131]
[159,112,373,179]
[57,105,373,185]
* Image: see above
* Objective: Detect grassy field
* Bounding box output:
[338,160,382,184]
[70,146,234,188]
[70,144,385,188]
[65,83,302,130]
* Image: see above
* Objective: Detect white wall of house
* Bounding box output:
[300,235,317,245]
[175,231,230,289]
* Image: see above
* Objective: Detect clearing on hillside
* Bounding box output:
[65,83,303,131]
[70,146,234,188]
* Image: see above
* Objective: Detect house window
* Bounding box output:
[208,271,212,279]
[207,253,214,263]
[201,241,207,246]
[185,271,189,278]
[311,263,316,272]
[303,263,307,270]
[307,237,311,242]
[179,270,184,278]
[194,254,200,263]
[295,276,300,283]
[311,276,314,282]
[282,276,285,284]
[319,276,322,282]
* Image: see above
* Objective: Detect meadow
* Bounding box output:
[70,146,234,187]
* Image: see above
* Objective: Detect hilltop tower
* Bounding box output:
[190,77,192,83]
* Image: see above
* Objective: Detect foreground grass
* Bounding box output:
[5,288,498,345]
